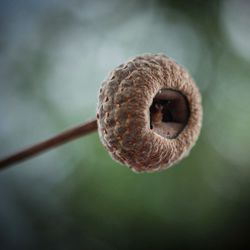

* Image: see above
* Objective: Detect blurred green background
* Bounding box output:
[0,0,250,249]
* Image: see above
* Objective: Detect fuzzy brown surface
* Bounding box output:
[97,54,202,173]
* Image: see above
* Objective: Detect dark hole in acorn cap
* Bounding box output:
[149,89,190,139]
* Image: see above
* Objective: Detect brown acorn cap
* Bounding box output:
[97,54,202,173]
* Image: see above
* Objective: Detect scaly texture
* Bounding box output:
[97,54,202,173]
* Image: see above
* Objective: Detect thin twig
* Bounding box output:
[0,119,97,171]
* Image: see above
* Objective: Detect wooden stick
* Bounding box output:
[0,119,97,171]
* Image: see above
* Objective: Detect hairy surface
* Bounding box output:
[97,54,202,173]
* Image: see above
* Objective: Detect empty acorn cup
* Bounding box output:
[97,54,202,172]
[0,54,202,173]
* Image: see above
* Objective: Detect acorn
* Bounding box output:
[0,54,202,173]
[97,54,202,173]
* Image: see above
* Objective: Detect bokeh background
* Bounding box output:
[1,0,250,249]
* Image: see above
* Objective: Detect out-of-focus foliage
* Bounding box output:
[0,0,250,249]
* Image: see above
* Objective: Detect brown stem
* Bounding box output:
[0,119,97,171]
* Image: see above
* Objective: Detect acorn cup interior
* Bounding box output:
[149,89,190,139]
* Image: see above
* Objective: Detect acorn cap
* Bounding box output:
[97,54,202,173]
